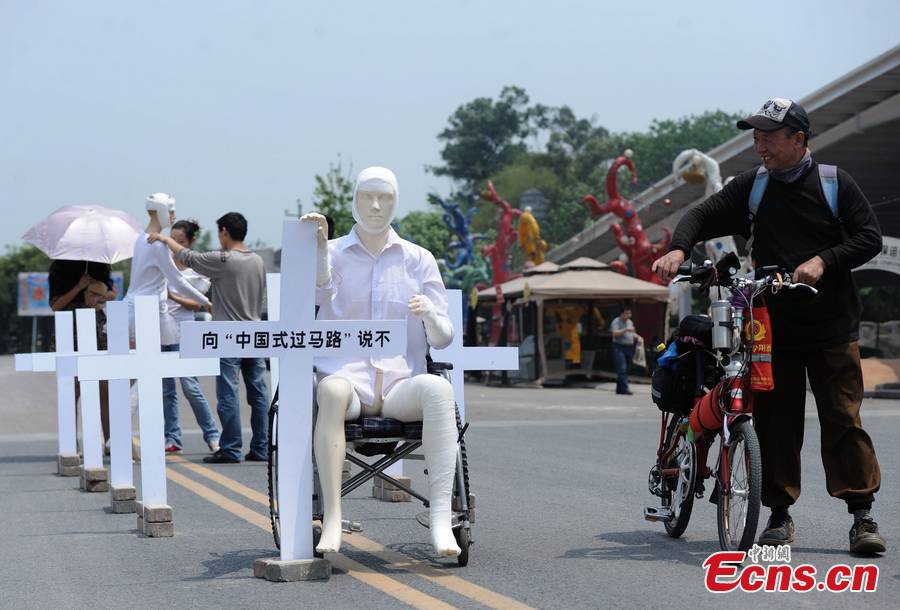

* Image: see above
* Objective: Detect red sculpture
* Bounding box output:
[480,180,523,345]
[581,152,672,285]
[480,180,523,286]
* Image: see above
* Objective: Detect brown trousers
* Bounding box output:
[753,342,880,512]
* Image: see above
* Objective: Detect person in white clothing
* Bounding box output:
[302,166,461,558]
[125,193,212,447]
[125,193,211,340]
[161,219,220,453]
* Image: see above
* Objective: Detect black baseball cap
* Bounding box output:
[737,98,810,133]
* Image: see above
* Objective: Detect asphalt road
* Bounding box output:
[1,355,898,609]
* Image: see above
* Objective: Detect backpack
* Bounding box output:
[746,164,839,257]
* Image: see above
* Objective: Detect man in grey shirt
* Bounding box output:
[610,307,636,395]
[150,212,269,463]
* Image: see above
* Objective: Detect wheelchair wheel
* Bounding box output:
[267,400,280,550]
[717,419,761,551]
[454,405,473,567]
[454,524,470,567]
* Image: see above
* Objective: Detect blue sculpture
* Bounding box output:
[427,193,489,270]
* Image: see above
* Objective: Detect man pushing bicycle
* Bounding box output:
[653,98,885,555]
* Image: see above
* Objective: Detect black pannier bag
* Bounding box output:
[651,315,714,413]
[651,358,697,414]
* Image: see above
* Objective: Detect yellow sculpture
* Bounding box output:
[549,304,586,364]
[517,206,548,267]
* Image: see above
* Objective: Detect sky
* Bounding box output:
[1,0,898,251]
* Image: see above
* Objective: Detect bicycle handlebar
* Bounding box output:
[673,258,818,295]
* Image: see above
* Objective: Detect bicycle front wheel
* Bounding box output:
[717,419,761,551]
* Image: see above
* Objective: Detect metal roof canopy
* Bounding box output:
[549,44,900,264]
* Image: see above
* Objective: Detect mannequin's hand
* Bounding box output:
[301,213,328,247]
[408,294,437,320]
[794,255,825,286]
[652,250,686,282]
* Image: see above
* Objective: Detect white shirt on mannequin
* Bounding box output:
[315,225,452,408]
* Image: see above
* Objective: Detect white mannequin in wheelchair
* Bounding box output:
[301,166,461,557]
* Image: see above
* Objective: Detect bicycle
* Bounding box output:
[644,254,817,551]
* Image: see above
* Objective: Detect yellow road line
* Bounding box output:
[328,554,457,610]
[165,467,455,610]
[166,468,271,530]
[346,535,534,610]
[167,456,535,610]
[168,454,269,505]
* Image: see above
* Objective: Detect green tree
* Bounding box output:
[615,110,744,190]
[431,87,745,257]
[311,156,355,236]
[429,86,536,191]
[396,211,452,257]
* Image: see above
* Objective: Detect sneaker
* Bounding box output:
[849,518,886,554]
[203,450,240,464]
[164,443,182,454]
[208,440,220,453]
[245,451,267,462]
[758,512,795,546]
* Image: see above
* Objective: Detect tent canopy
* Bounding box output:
[478,259,669,303]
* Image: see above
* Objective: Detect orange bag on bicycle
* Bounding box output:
[744,302,774,391]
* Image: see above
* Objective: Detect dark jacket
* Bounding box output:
[669,162,882,350]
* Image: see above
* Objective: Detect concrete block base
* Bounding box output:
[109,485,136,514]
[254,557,331,582]
[80,467,109,492]
[372,476,411,502]
[135,501,174,537]
[57,453,81,477]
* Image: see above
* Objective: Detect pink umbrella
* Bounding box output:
[22,204,143,263]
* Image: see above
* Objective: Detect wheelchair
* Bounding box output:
[266,357,474,566]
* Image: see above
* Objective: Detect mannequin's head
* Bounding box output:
[146,193,176,229]
[352,167,398,234]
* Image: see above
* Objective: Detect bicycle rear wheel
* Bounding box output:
[663,417,696,538]
[717,419,761,551]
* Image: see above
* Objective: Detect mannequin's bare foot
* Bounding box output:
[430,512,461,557]
[316,517,343,554]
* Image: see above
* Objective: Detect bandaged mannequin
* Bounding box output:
[126,194,212,441]
[301,167,460,557]
[126,193,211,341]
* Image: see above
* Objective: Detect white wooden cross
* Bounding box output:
[180,220,407,562]
[72,308,105,473]
[431,289,520,422]
[70,296,221,509]
[14,311,79,463]
[105,300,135,491]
